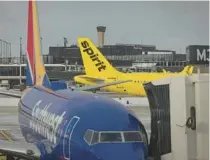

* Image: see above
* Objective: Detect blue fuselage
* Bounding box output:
[18,86,148,160]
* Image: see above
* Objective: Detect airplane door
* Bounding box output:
[63,116,80,160]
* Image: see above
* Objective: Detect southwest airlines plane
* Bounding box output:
[74,38,194,96]
[0,1,149,160]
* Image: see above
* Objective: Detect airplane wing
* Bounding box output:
[76,76,105,83]
[71,80,132,91]
[0,140,41,160]
[0,89,22,98]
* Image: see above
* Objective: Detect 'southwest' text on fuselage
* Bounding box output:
[29,100,66,144]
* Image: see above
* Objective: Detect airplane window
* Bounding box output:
[84,129,93,144]
[100,132,122,142]
[91,131,99,144]
[124,132,142,142]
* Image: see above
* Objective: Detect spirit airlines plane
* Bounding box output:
[75,38,194,96]
[0,1,149,160]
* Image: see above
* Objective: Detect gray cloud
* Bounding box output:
[0,1,209,56]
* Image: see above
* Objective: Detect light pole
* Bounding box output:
[19,37,22,85]
[0,39,2,63]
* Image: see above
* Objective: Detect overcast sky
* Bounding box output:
[0,1,209,56]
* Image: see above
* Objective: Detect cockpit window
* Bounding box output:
[100,132,122,142]
[84,130,99,145]
[91,131,99,144]
[84,130,144,145]
[84,129,93,144]
[124,132,142,142]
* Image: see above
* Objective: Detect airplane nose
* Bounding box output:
[93,143,146,160]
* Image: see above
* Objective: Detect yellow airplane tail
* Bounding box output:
[162,68,167,73]
[78,38,120,77]
[181,65,194,75]
[187,65,194,75]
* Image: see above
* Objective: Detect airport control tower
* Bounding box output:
[97,26,106,47]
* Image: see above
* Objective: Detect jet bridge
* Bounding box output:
[144,74,209,160]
